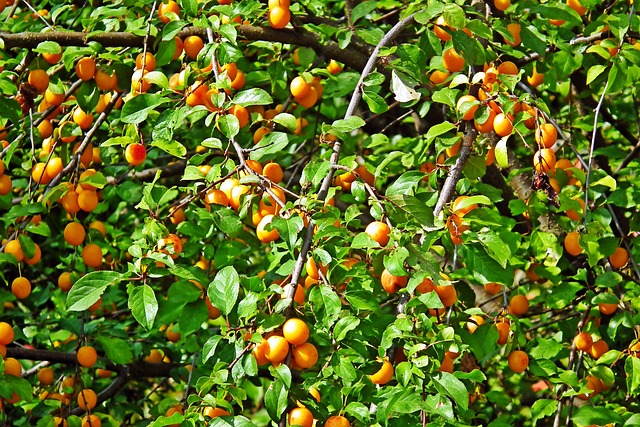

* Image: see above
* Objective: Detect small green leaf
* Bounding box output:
[207,266,240,315]
[531,399,558,426]
[151,139,187,158]
[66,271,124,311]
[233,88,273,106]
[495,137,509,168]
[433,372,468,410]
[95,336,133,364]
[332,116,365,132]
[128,284,158,330]
[202,335,223,363]
[121,94,168,124]
[264,379,288,422]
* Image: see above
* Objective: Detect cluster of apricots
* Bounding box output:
[252,317,318,371]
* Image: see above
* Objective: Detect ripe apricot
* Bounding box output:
[527,65,545,87]
[292,342,318,368]
[434,16,451,41]
[158,0,179,23]
[365,221,390,246]
[327,59,342,74]
[11,276,31,299]
[295,86,319,109]
[37,367,55,385]
[325,415,351,427]
[380,269,408,294]
[533,148,556,173]
[64,222,86,246]
[493,113,513,137]
[24,243,41,265]
[263,162,284,183]
[505,23,521,46]
[28,69,49,94]
[4,239,25,262]
[567,0,587,15]
[165,324,180,342]
[440,352,454,373]
[564,231,582,256]
[466,315,485,334]
[598,302,617,315]
[82,243,103,268]
[446,214,468,245]
[3,357,22,376]
[574,332,593,352]
[268,5,290,29]
[77,388,97,410]
[0,322,14,345]
[58,271,74,292]
[497,61,518,75]
[77,345,98,367]
[82,414,101,427]
[435,284,457,307]
[442,48,465,73]
[125,143,146,166]
[94,68,117,91]
[203,407,230,418]
[508,350,529,373]
[535,123,557,148]
[184,35,204,59]
[135,52,156,71]
[495,320,511,345]
[494,0,511,11]
[456,95,479,121]
[589,339,609,359]
[283,318,310,345]
[452,195,478,216]
[484,282,502,295]
[252,339,270,365]
[265,335,289,363]
[289,407,314,427]
[369,359,394,385]
[508,294,529,316]
[609,247,629,269]
[290,76,311,98]
[76,57,96,81]
[204,189,229,207]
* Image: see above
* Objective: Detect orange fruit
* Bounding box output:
[94,68,117,91]
[430,70,450,85]
[325,415,351,427]
[252,339,270,366]
[77,345,98,367]
[145,349,164,363]
[158,0,180,23]
[527,65,545,87]
[495,320,511,345]
[263,162,284,184]
[609,247,629,268]
[369,359,394,385]
[508,294,529,316]
[447,214,468,245]
[76,57,96,81]
[435,284,457,307]
[204,189,229,206]
[82,243,102,268]
[505,23,521,46]
[442,48,464,73]
[78,190,99,212]
[327,59,342,74]
[268,5,290,29]
[288,407,314,427]
[265,335,289,363]
[533,148,556,173]
[535,123,557,148]
[43,50,63,65]
[493,113,513,137]
[24,243,41,265]
[82,414,101,427]
[484,282,502,295]
[440,352,454,373]
[64,222,86,246]
[380,269,408,294]
[574,332,593,352]
[452,195,478,216]
[564,231,582,256]
[291,342,318,368]
[256,214,280,243]
[11,276,31,299]
[0,322,14,345]
[466,315,485,334]
[456,95,478,121]
[28,69,49,94]
[497,61,518,75]
[203,407,230,418]
[38,367,55,386]
[0,174,12,195]
[283,318,310,345]
[567,0,587,15]
[184,35,204,59]
[77,388,97,410]
[598,302,617,315]
[32,162,52,184]
[365,221,390,246]
[494,0,511,11]
[434,16,451,41]
[589,340,609,359]
[507,350,529,373]
[58,271,74,292]
[295,86,318,109]
[3,357,22,376]
[4,239,25,262]
[135,52,156,71]
[165,324,180,342]
[290,76,311,98]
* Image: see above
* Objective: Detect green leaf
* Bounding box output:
[207,266,240,316]
[264,379,288,422]
[95,336,133,364]
[217,114,240,138]
[433,372,468,410]
[121,94,168,124]
[531,399,558,426]
[250,132,289,163]
[363,90,389,113]
[385,171,424,196]
[626,355,640,397]
[451,31,485,65]
[477,231,511,268]
[520,25,547,56]
[461,244,515,285]
[128,284,158,330]
[272,215,303,253]
[66,271,124,311]
[202,335,223,363]
[333,316,360,341]
[151,139,186,158]
[332,116,365,132]
[587,65,607,85]
[351,1,378,23]
[495,137,509,168]
[209,416,257,427]
[272,113,297,131]
[33,41,62,54]
[572,405,624,425]
[443,3,465,29]
[233,88,273,106]
[309,285,342,327]
[591,175,616,190]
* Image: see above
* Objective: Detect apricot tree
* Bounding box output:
[0,0,639,426]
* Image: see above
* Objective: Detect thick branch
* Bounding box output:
[0,24,370,72]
